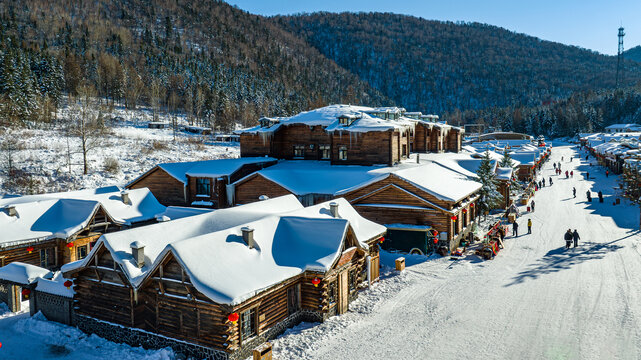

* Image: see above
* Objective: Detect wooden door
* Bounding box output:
[338,271,349,314]
[370,257,380,282]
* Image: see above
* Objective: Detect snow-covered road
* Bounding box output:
[273,145,641,360]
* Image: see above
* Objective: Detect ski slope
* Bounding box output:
[272,145,641,360]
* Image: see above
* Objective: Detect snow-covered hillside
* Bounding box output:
[0,105,239,195]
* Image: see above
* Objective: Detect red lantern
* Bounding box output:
[379,237,384,243]
[66,242,74,248]
[228,312,239,324]
[451,215,457,221]
[312,277,321,287]
[26,246,34,254]
[470,203,474,208]
[462,209,467,213]
[22,288,31,297]
[64,280,73,289]
[433,237,439,244]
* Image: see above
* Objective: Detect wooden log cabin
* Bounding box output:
[62,196,385,360]
[0,186,166,271]
[238,105,420,166]
[126,157,277,208]
[232,158,481,251]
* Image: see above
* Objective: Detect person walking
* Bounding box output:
[562,156,564,161]
[564,229,573,249]
[512,221,519,237]
[553,163,557,170]
[527,219,532,234]
[586,171,590,179]
[565,170,569,178]
[530,200,535,212]
[570,170,573,178]
[572,229,580,248]
[570,157,573,162]
[549,177,553,186]
[573,187,576,198]
[586,190,592,202]
[542,178,546,187]
[598,190,603,203]
[606,170,609,177]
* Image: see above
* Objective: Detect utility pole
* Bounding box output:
[616,26,625,88]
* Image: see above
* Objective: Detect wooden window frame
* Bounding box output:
[287,284,301,315]
[319,144,331,160]
[195,178,211,196]
[338,146,348,161]
[76,245,89,260]
[240,307,257,342]
[328,280,338,306]
[293,145,305,158]
[39,248,48,268]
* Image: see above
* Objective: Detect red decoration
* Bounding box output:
[228,312,239,324]
[312,277,321,287]
[66,242,74,248]
[21,288,31,297]
[462,209,467,213]
[470,203,474,207]
[64,280,73,289]
[450,215,457,221]
[26,246,34,253]
[379,237,385,243]
[433,237,439,244]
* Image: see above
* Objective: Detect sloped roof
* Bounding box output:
[0,187,166,247]
[0,262,52,285]
[151,157,277,185]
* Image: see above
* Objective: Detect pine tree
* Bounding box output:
[476,150,503,215]
[499,148,514,168]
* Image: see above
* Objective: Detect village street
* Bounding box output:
[273,145,641,360]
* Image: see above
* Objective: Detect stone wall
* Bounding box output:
[74,309,325,360]
[31,291,73,325]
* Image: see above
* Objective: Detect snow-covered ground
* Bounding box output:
[0,305,174,359]
[0,105,239,194]
[1,145,639,360]
[271,145,641,360]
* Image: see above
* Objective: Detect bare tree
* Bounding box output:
[67,85,106,175]
[150,79,164,122]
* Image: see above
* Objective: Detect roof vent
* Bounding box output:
[258,195,269,201]
[121,191,130,205]
[130,241,145,268]
[241,227,256,249]
[6,205,17,217]
[329,202,339,218]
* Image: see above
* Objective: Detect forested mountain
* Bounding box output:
[624,46,641,63]
[277,12,641,114]
[0,0,385,129]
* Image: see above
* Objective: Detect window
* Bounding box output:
[240,308,256,341]
[402,145,407,157]
[453,217,459,236]
[348,269,357,291]
[328,280,338,305]
[319,145,331,160]
[39,249,48,268]
[338,146,348,161]
[293,145,305,158]
[76,245,88,260]
[196,178,211,196]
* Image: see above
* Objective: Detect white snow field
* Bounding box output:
[271,145,641,360]
[0,145,640,360]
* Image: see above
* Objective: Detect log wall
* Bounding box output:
[128,167,186,206]
[233,174,292,205]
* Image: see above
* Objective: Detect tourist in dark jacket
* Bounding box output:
[572,229,580,248]
[564,229,573,249]
[512,221,519,237]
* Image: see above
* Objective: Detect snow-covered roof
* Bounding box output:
[238,104,416,135]
[496,167,514,181]
[36,271,74,298]
[63,195,385,306]
[605,123,641,130]
[0,187,166,247]
[150,157,277,185]
[236,158,482,202]
[0,262,52,285]
[157,206,213,221]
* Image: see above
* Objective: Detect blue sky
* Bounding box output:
[226,0,641,55]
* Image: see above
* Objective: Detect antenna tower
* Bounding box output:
[616,26,625,88]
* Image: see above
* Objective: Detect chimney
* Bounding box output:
[121,191,130,205]
[241,227,256,249]
[130,241,145,268]
[416,153,420,164]
[6,205,17,217]
[329,202,339,218]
